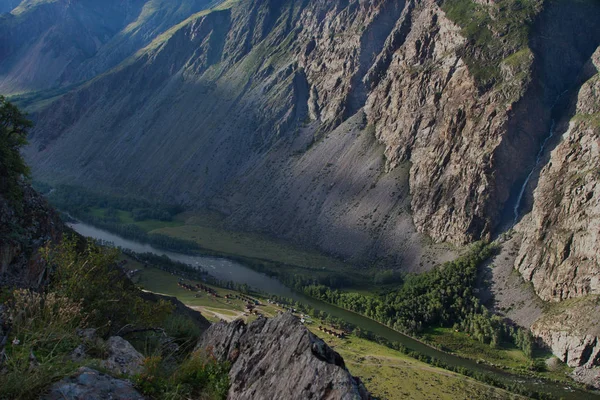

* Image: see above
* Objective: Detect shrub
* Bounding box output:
[42,236,174,336]
[134,352,230,400]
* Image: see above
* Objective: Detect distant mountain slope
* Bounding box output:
[0,0,20,14]
[0,0,215,95]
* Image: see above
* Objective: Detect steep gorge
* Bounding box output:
[2,0,600,382]
[22,0,600,271]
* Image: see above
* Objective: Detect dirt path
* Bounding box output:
[190,306,245,322]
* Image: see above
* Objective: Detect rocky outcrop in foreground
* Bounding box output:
[197,313,369,400]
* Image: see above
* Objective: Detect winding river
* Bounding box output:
[69,221,597,400]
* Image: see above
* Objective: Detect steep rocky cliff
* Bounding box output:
[197,313,369,400]
[516,47,600,302]
[510,47,600,378]
[531,296,600,368]
[2,0,600,383]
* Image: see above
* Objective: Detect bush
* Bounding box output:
[42,236,174,336]
[134,352,230,400]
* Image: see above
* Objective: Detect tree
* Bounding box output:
[0,96,33,203]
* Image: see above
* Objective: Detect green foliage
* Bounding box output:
[0,237,226,399]
[0,96,32,208]
[441,0,542,90]
[42,236,175,335]
[373,269,403,285]
[304,242,497,334]
[302,242,535,356]
[272,296,553,400]
[134,353,230,400]
[46,184,182,220]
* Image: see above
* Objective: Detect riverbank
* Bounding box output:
[68,221,598,399]
[69,204,375,289]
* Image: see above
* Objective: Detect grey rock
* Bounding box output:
[197,313,369,400]
[531,296,600,367]
[77,328,99,342]
[572,366,600,390]
[0,183,63,288]
[71,344,87,363]
[100,337,144,376]
[516,47,600,302]
[41,367,145,400]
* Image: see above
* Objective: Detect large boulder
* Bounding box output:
[42,367,145,400]
[100,336,145,376]
[197,313,370,400]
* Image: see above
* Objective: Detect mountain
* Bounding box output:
[4,0,600,384]
[21,0,600,267]
[0,0,216,95]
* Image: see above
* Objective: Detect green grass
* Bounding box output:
[134,0,241,56]
[87,206,351,276]
[310,329,526,400]
[88,207,184,232]
[147,211,359,274]
[422,327,575,385]
[71,204,373,289]
[441,0,542,90]
[124,259,237,310]
[152,224,348,271]
[423,328,528,368]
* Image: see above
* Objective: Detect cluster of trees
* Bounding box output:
[46,184,181,222]
[456,312,534,357]
[0,96,32,208]
[302,242,535,356]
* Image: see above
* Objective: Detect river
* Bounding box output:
[69,221,597,399]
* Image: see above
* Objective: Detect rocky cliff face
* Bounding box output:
[3,0,600,382]
[512,46,600,375]
[516,48,600,302]
[0,182,63,287]
[530,296,600,368]
[197,313,369,400]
